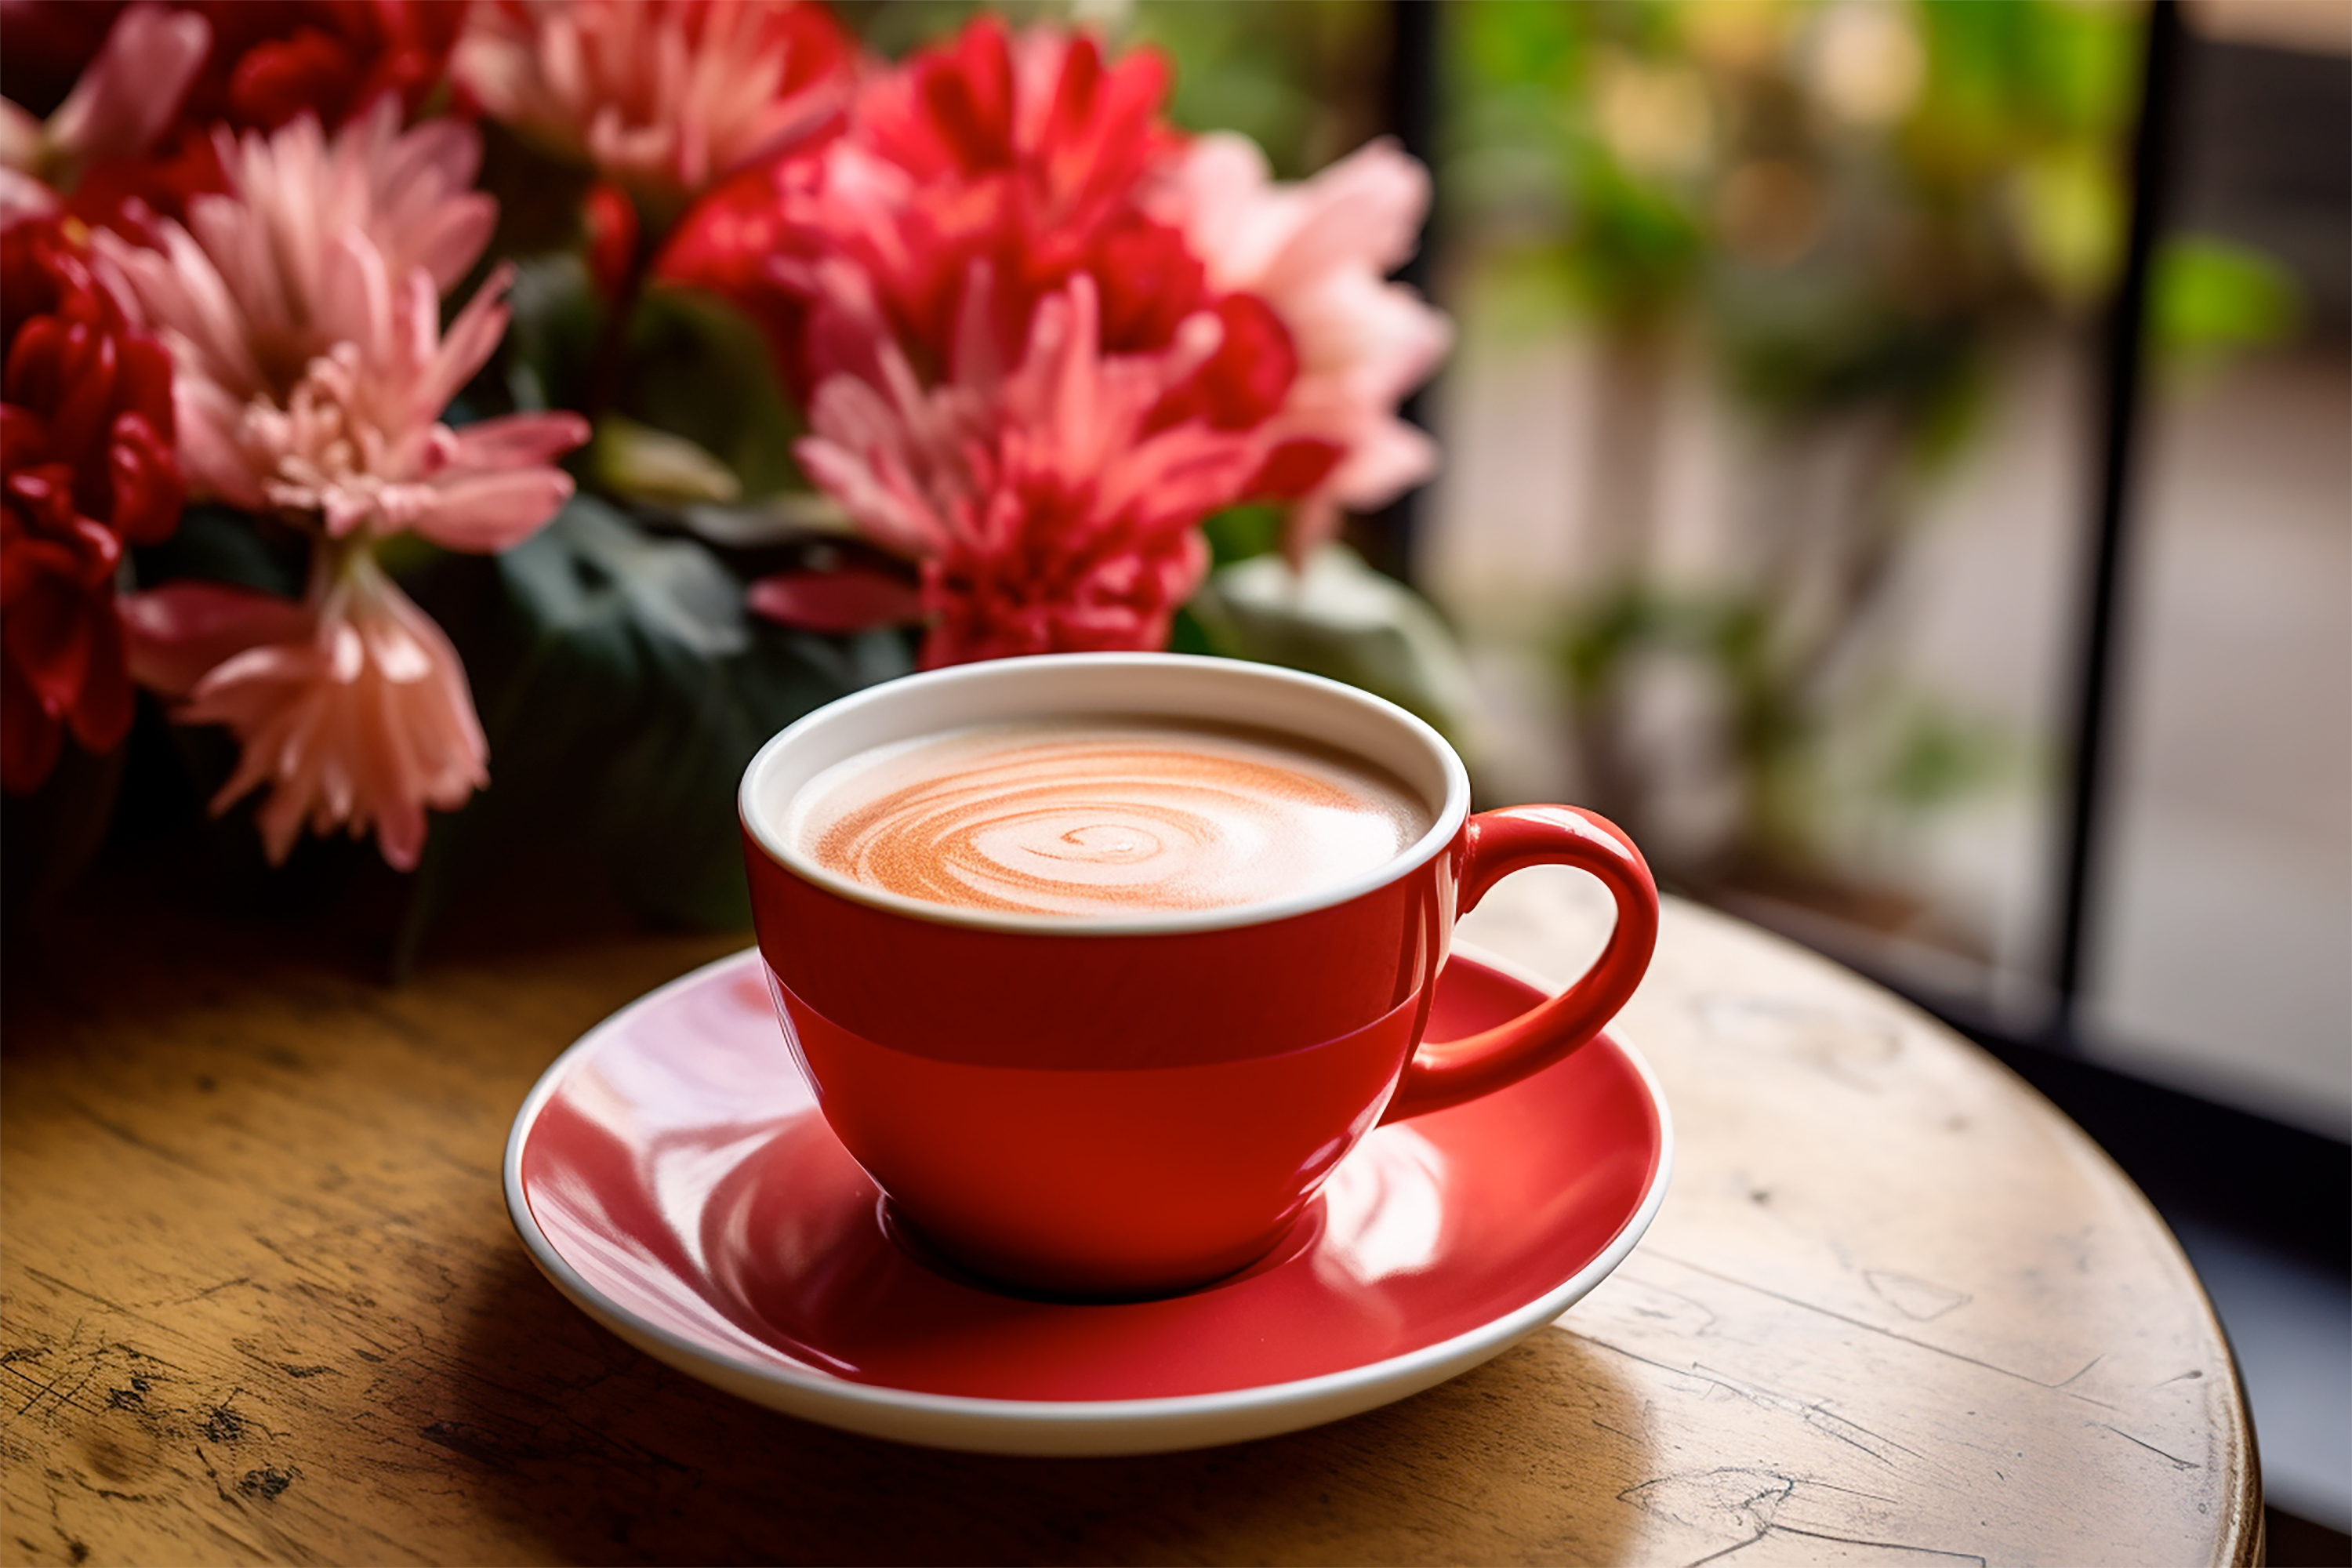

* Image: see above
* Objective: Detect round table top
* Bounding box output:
[1,869,2258,1566]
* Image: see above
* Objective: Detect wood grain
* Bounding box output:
[1,863,2258,1566]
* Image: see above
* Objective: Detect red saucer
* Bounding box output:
[506,945,1671,1454]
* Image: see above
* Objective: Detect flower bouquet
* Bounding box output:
[1,1,1452,950]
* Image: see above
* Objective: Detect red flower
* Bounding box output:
[10,0,464,227]
[180,0,462,135]
[851,15,1182,358]
[673,17,1448,666]
[0,216,181,792]
[662,17,1210,393]
[655,158,814,382]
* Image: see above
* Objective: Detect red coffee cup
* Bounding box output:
[739,653,1658,1298]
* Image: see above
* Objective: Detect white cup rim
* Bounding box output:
[738,652,1473,937]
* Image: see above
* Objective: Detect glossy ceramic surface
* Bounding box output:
[506,946,1672,1455]
[738,654,1659,1294]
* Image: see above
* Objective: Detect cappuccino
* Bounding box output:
[787,718,1433,918]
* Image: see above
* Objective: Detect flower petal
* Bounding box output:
[42,4,212,176]
[409,465,577,554]
[120,579,313,698]
[746,563,926,633]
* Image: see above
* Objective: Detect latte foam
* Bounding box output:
[788,719,1433,917]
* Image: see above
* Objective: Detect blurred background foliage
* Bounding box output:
[1439,0,2296,916]
[1448,0,2292,395]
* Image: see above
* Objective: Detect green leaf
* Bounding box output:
[504,496,750,659]
[1200,503,1285,568]
[503,263,806,503]
[1188,544,1479,744]
[1167,605,1217,657]
[590,415,743,506]
[503,253,603,416]
[2151,234,2301,375]
[404,497,911,950]
[677,493,858,550]
[622,284,808,497]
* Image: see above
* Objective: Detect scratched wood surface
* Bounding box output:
[2,862,2258,1567]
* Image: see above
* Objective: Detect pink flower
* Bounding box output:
[91,102,583,867]
[781,270,1265,666]
[95,100,585,547]
[452,0,852,219]
[0,2,211,229]
[229,282,586,548]
[122,550,487,871]
[99,99,492,394]
[1149,132,1451,560]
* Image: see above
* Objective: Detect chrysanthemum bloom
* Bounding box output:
[664,18,1400,515]
[688,16,1447,659]
[176,0,466,136]
[1149,133,1452,561]
[782,272,1266,666]
[661,16,1194,391]
[96,103,584,865]
[122,550,485,871]
[844,16,1189,361]
[0,216,182,792]
[679,19,1354,659]
[96,100,581,544]
[453,0,851,222]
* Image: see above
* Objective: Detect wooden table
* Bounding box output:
[2,862,2259,1566]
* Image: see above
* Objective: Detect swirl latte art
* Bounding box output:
[791,720,1434,917]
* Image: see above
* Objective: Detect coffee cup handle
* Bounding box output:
[1380,805,1660,1123]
